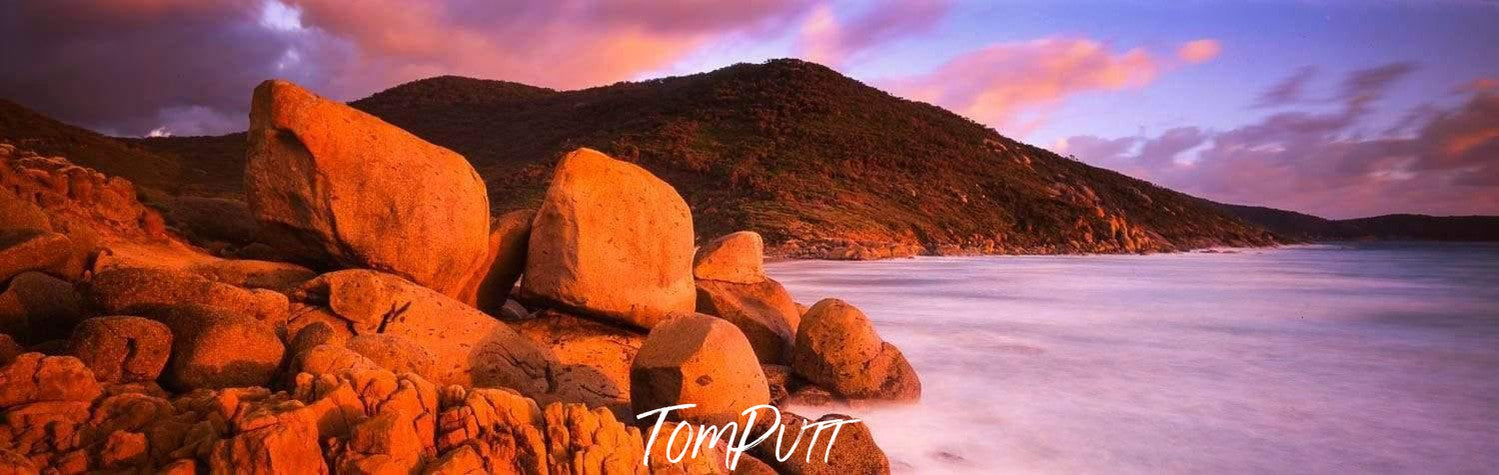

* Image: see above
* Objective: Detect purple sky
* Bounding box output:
[1,0,1495,218]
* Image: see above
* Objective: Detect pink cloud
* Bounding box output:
[797,0,949,67]
[1061,66,1499,218]
[0,0,818,135]
[1176,39,1222,64]
[884,37,1159,132]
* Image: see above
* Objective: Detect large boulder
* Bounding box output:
[245,79,490,298]
[630,313,769,423]
[695,279,800,364]
[693,231,767,284]
[83,267,288,327]
[521,148,695,329]
[790,299,920,401]
[291,270,552,396]
[456,209,532,314]
[154,305,285,391]
[0,271,84,343]
[0,229,72,284]
[66,316,172,383]
[514,310,644,417]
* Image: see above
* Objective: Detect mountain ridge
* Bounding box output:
[1,58,1382,257]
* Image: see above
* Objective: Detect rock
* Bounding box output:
[0,271,84,343]
[790,299,920,401]
[0,229,71,284]
[694,231,767,284]
[292,344,382,377]
[0,187,50,231]
[695,279,800,364]
[631,313,770,423]
[154,305,285,391]
[0,353,102,407]
[207,400,329,474]
[245,79,490,298]
[747,412,890,474]
[542,402,649,474]
[161,196,257,247]
[514,310,644,417]
[346,333,436,380]
[66,316,172,383]
[458,209,532,313]
[643,421,731,474]
[521,148,695,329]
[0,334,22,364]
[433,387,547,473]
[83,267,289,329]
[761,364,795,406]
[292,270,552,396]
[497,299,531,321]
[190,258,317,292]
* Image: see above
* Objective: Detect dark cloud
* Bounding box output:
[0,0,817,136]
[1061,63,1499,218]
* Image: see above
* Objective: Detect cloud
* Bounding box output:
[1176,39,1221,64]
[884,37,1162,132]
[797,0,949,67]
[1255,66,1318,107]
[1060,64,1499,218]
[0,0,817,136]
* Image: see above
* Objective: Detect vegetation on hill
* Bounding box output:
[1215,200,1499,242]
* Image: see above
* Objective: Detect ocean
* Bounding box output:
[767,243,1499,474]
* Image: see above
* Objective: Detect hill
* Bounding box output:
[15,59,1282,257]
[1212,202,1499,242]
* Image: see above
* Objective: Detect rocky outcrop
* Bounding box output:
[790,299,920,401]
[457,209,532,313]
[245,80,491,298]
[345,333,436,382]
[694,231,767,284]
[521,148,695,329]
[84,267,289,327]
[155,305,285,391]
[630,313,770,423]
[696,279,800,364]
[290,270,552,396]
[66,316,172,383]
[514,310,644,417]
[0,271,83,343]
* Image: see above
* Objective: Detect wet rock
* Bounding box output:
[154,305,285,391]
[521,148,695,329]
[246,79,490,298]
[790,299,920,402]
[694,231,767,284]
[0,271,83,343]
[696,279,800,364]
[66,316,172,383]
[631,313,770,423]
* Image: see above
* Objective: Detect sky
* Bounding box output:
[1,0,1496,218]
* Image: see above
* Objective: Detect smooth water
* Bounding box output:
[767,243,1499,474]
